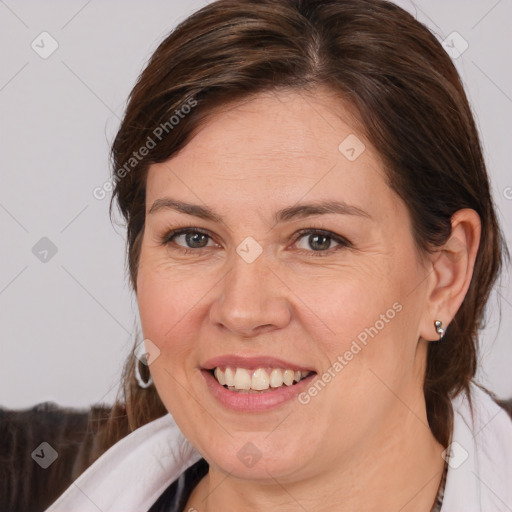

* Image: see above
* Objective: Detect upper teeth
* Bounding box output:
[213,367,311,391]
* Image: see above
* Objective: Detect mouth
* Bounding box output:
[207,366,315,393]
[200,355,318,410]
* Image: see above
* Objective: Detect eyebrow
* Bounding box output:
[148,198,372,223]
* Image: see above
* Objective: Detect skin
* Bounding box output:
[136,88,481,511]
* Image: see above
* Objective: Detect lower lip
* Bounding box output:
[201,369,316,412]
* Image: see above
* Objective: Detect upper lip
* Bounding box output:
[201,355,316,372]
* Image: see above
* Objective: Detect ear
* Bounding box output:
[419,209,481,341]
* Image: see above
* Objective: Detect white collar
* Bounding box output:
[45,412,202,512]
[45,383,512,512]
[441,383,512,511]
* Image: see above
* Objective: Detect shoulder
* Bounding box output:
[464,383,512,433]
[443,384,512,509]
[471,384,512,437]
[495,397,512,420]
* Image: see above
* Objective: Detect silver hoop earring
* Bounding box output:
[434,320,445,342]
[135,353,153,389]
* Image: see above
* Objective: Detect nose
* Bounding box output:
[209,253,292,337]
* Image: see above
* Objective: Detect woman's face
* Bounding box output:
[137,88,434,482]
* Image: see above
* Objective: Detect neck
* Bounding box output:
[186,407,446,512]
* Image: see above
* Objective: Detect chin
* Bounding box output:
[200,435,315,482]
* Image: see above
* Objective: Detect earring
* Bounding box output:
[434,320,445,342]
[135,353,153,389]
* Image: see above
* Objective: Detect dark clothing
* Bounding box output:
[147,457,208,512]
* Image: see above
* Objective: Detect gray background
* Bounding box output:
[1,0,511,409]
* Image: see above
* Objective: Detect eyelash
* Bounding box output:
[160,227,352,257]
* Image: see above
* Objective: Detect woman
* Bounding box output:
[45,0,512,510]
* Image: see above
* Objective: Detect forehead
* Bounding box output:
[169,89,366,169]
[145,89,393,221]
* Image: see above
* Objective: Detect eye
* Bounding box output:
[160,226,351,257]
[161,227,217,252]
[293,229,351,256]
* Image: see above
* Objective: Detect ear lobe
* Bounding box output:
[419,209,481,341]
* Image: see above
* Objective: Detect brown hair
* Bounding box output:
[95,0,507,458]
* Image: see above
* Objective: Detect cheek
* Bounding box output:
[136,267,205,417]
[138,240,199,329]
[286,263,402,348]
[294,253,423,386]
[136,260,203,360]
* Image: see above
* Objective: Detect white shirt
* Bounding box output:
[44,383,512,512]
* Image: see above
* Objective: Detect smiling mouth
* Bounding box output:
[209,366,315,393]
